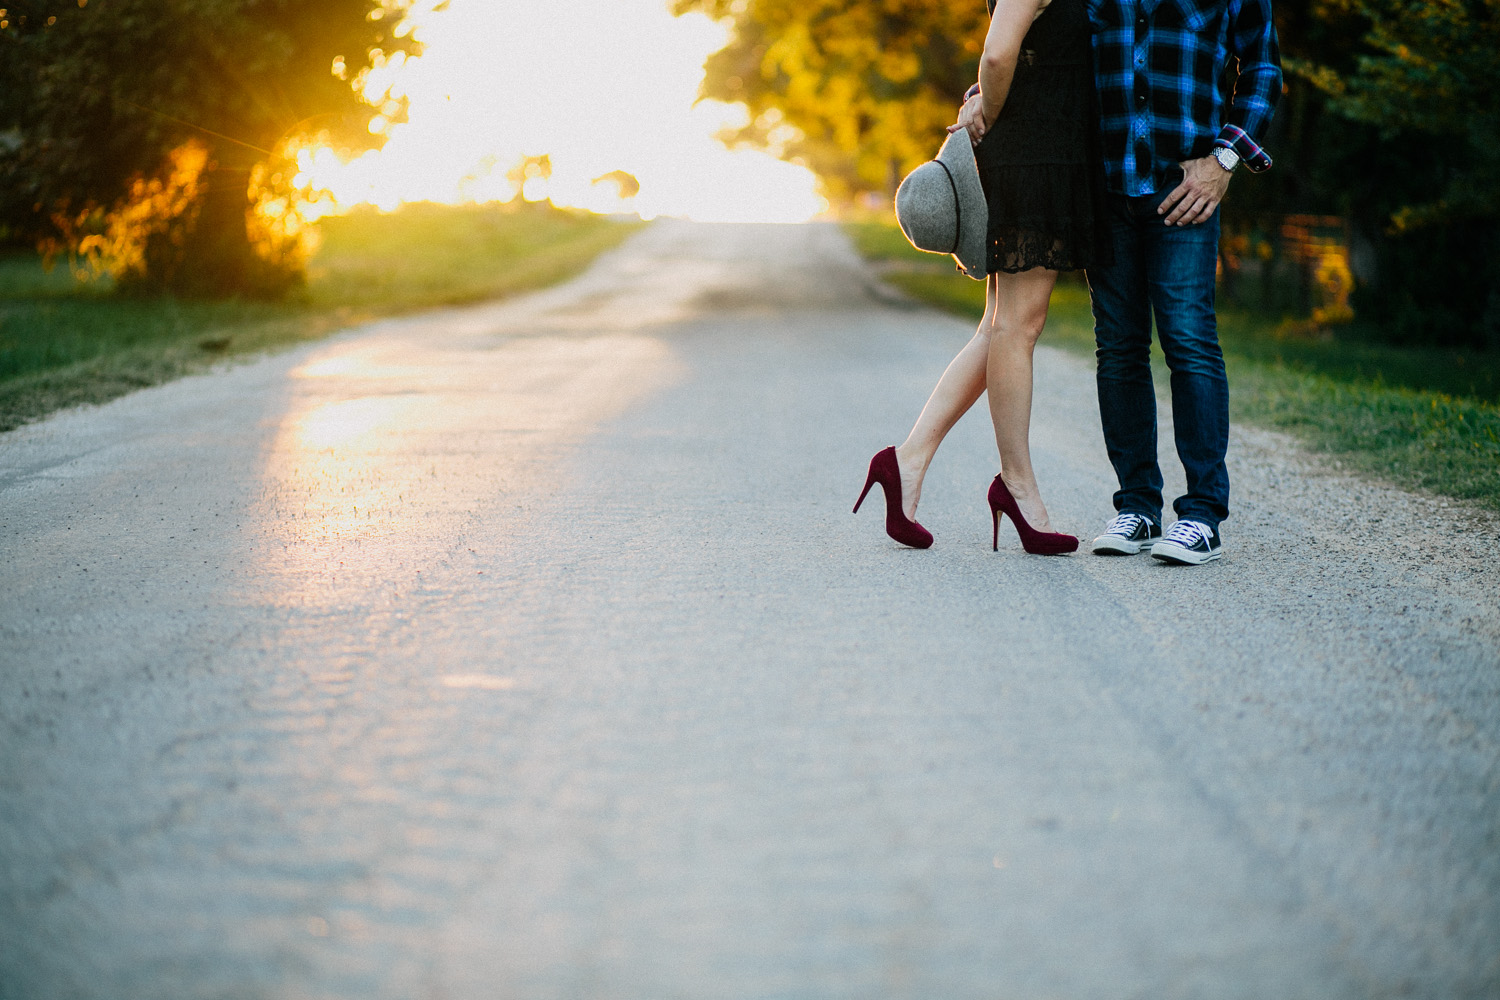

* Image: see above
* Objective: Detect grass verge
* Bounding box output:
[0,201,642,432]
[845,219,1500,510]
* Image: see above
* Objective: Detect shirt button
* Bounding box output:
[1136,93,1147,106]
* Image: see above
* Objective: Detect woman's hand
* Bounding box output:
[947,93,989,147]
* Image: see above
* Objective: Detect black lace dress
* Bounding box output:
[975,0,1111,273]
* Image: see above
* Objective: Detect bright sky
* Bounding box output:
[300,0,826,223]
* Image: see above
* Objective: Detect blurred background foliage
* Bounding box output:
[678,0,1498,351]
[0,0,422,298]
[671,0,990,201]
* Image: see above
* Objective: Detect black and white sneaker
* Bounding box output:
[1091,512,1162,555]
[1150,519,1222,565]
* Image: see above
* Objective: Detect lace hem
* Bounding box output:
[987,226,1107,273]
[979,160,1111,272]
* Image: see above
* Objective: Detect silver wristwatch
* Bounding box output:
[1212,145,1240,173]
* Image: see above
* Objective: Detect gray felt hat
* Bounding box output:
[893,130,988,280]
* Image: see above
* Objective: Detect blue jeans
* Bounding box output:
[1085,187,1229,529]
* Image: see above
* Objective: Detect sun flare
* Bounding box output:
[297,0,826,223]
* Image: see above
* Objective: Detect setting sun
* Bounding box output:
[298,0,826,222]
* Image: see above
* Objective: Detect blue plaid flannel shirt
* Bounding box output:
[1087,0,1282,196]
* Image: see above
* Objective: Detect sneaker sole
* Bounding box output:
[1150,543,1222,565]
[1091,536,1157,555]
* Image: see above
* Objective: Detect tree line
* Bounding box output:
[674,0,1498,350]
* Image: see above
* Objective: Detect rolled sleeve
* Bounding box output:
[1215,123,1273,171]
[1217,0,1282,171]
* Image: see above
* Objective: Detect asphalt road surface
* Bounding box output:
[3,221,1498,1000]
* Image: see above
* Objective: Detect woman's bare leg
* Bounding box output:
[986,268,1059,530]
[892,273,1001,518]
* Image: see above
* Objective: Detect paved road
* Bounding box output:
[2,221,1498,999]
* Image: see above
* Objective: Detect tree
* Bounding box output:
[672,0,986,202]
[1295,0,1499,230]
[1289,0,1500,347]
[0,0,422,297]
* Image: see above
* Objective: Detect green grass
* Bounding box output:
[0,201,641,431]
[844,219,1500,509]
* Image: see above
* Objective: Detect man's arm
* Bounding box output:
[1159,0,1282,225]
[1216,0,1282,171]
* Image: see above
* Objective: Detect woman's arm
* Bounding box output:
[979,0,1047,124]
[952,0,1049,145]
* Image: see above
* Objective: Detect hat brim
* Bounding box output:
[934,130,989,280]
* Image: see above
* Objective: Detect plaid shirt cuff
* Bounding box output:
[1216,124,1272,172]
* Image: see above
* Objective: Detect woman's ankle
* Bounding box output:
[1000,471,1051,524]
[998,468,1039,498]
[894,442,930,476]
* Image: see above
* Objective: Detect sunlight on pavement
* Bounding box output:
[250,222,794,612]
[439,675,518,690]
[294,396,432,450]
[253,326,681,609]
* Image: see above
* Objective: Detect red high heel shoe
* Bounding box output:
[987,475,1078,555]
[853,447,933,549]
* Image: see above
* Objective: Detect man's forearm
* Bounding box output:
[1221,0,1282,167]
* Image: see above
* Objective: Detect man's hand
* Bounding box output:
[1158,155,1232,226]
[947,93,990,147]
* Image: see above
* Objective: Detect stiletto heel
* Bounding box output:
[853,473,878,515]
[986,475,1078,555]
[853,447,933,549]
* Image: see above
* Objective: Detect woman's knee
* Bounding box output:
[985,312,1046,348]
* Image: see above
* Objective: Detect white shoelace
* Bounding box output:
[1105,512,1147,536]
[1162,519,1214,548]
